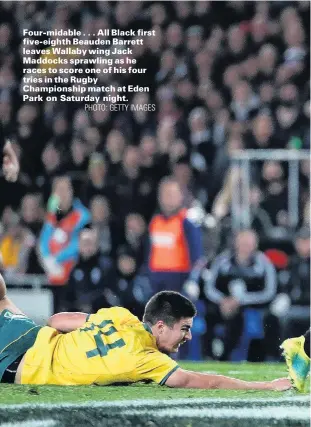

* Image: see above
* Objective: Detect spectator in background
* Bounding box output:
[0,206,14,235]
[301,99,310,148]
[248,113,278,149]
[282,227,310,339]
[64,138,88,177]
[248,186,274,238]
[0,141,31,213]
[81,153,114,208]
[188,107,216,174]
[166,138,189,170]
[230,79,260,122]
[130,93,156,141]
[172,159,197,208]
[19,193,45,274]
[72,109,90,137]
[37,142,63,202]
[155,49,178,85]
[15,104,47,181]
[83,126,102,154]
[138,135,165,221]
[204,229,277,361]
[105,129,126,183]
[258,81,275,109]
[113,245,146,319]
[51,114,71,148]
[115,145,141,221]
[0,115,21,184]
[66,228,118,313]
[275,99,305,149]
[176,78,203,117]
[89,107,112,141]
[89,195,120,262]
[0,211,35,275]
[123,213,146,269]
[38,175,90,312]
[256,44,278,86]
[64,139,89,190]
[299,159,310,209]
[144,176,204,297]
[259,160,289,228]
[0,133,24,213]
[186,25,204,55]
[0,131,20,183]
[139,135,160,179]
[20,193,44,236]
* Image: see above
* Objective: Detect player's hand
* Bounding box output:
[270,378,292,391]
[2,141,20,182]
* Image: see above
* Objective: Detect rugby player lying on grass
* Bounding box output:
[0,273,294,390]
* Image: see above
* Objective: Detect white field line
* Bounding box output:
[123,406,310,420]
[202,370,287,375]
[0,420,56,427]
[0,396,309,410]
[202,370,275,375]
[227,370,286,375]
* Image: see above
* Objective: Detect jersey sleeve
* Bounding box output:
[135,349,179,385]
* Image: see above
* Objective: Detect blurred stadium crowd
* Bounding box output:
[0,1,310,361]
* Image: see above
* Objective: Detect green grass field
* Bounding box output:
[0,362,309,427]
[0,361,301,404]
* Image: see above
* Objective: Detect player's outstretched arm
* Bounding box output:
[47,312,88,333]
[165,368,291,391]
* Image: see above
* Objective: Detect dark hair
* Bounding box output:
[143,291,197,327]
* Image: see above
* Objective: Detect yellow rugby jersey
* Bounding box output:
[21,307,179,386]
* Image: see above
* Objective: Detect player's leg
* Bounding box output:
[280,328,310,392]
[0,273,41,384]
[0,273,25,315]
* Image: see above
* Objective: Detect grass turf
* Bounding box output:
[0,362,306,405]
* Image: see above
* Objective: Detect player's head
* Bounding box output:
[143,291,197,354]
